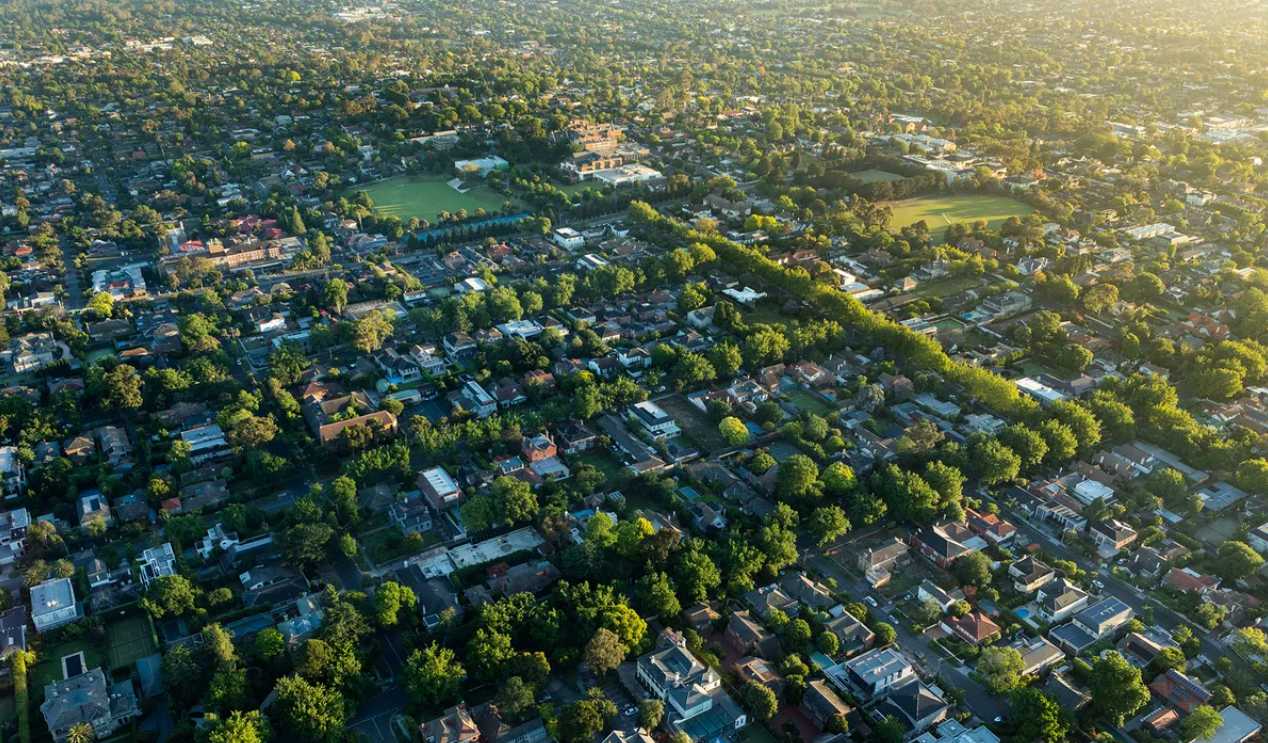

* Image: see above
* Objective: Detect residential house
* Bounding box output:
[418,467,463,511]
[1035,579,1091,624]
[745,584,798,620]
[941,612,1001,646]
[635,633,747,738]
[31,577,81,631]
[629,401,680,439]
[800,680,851,731]
[0,447,26,497]
[878,680,950,732]
[781,573,835,612]
[842,648,915,696]
[965,508,1016,545]
[726,611,779,657]
[734,656,783,696]
[138,543,177,589]
[1164,567,1221,595]
[1007,635,1064,676]
[1148,669,1212,713]
[40,668,139,743]
[1091,519,1137,556]
[857,538,911,587]
[0,507,30,565]
[421,706,480,743]
[910,522,987,569]
[1010,556,1056,594]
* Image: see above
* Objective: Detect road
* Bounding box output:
[349,685,410,743]
[808,551,1010,722]
[58,236,85,310]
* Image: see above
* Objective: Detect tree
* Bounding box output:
[281,523,334,570]
[817,631,840,657]
[816,463,856,501]
[874,623,897,646]
[142,574,197,618]
[1236,459,1268,495]
[710,342,743,378]
[1010,688,1068,743]
[1051,401,1103,451]
[559,689,617,743]
[635,572,681,618]
[742,681,778,720]
[978,646,1026,693]
[971,437,1021,485]
[323,278,349,313]
[1182,706,1225,742]
[493,677,536,723]
[404,643,465,706]
[1002,424,1048,468]
[1217,541,1264,581]
[637,700,664,731]
[676,546,721,601]
[956,551,992,588]
[584,628,627,675]
[373,581,417,627]
[467,628,514,682]
[1038,420,1078,465]
[1089,652,1151,725]
[272,675,347,743]
[87,291,114,320]
[777,455,822,503]
[808,505,850,546]
[254,628,286,662]
[67,722,95,743]
[197,711,272,743]
[718,416,749,446]
[99,363,144,411]
[1150,646,1188,675]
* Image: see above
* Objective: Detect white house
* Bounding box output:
[138,543,178,588]
[629,401,680,439]
[552,227,585,250]
[31,577,80,631]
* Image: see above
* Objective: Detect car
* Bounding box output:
[993,717,1004,723]
[1092,579,1105,590]
[625,708,638,718]
[864,596,879,607]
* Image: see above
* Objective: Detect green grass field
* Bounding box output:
[888,194,1034,242]
[106,615,156,671]
[32,637,108,691]
[349,175,523,223]
[851,168,904,183]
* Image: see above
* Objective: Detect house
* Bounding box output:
[842,648,915,696]
[138,543,177,589]
[1035,579,1091,624]
[93,426,134,467]
[398,564,464,633]
[555,420,597,454]
[31,577,81,631]
[781,573,835,612]
[40,668,139,742]
[1007,635,1064,675]
[1010,556,1056,594]
[910,522,987,569]
[76,492,112,530]
[858,538,911,587]
[1164,567,1221,595]
[1249,522,1268,554]
[0,447,26,497]
[941,612,1001,646]
[0,507,31,565]
[418,467,463,511]
[801,680,851,731]
[1148,669,1212,713]
[965,508,1016,545]
[629,400,680,439]
[1205,707,1261,743]
[734,656,783,695]
[917,581,957,612]
[1091,519,1137,556]
[471,703,548,743]
[878,680,950,732]
[726,611,779,657]
[389,497,434,535]
[443,332,477,358]
[1052,598,1132,653]
[635,633,747,738]
[276,594,327,646]
[421,705,480,743]
[0,605,28,663]
[823,611,875,655]
[454,380,498,418]
[682,604,721,636]
[745,584,798,620]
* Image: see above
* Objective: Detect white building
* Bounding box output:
[31,577,81,631]
[138,543,178,588]
[0,446,26,497]
[629,401,680,439]
[552,227,585,250]
[0,507,30,565]
[635,635,747,737]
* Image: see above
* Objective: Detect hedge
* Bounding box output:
[13,650,30,743]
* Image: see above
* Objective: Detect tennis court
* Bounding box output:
[107,615,156,670]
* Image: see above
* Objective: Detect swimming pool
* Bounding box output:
[1015,608,1030,619]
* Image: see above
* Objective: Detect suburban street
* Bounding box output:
[808,550,1011,722]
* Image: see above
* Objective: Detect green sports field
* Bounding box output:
[850,168,904,183]
[348,175,523,223]
[887,194,1034,242]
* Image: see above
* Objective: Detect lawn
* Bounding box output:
[31,636,108,691]
[106,615,156,671]
[887,194,1034,242]
[577,449,624,483]
[851,168,904,183]
[785,389,835,416]
[913,275,986,299]
[655,395,728,451]
[348,175,523,223]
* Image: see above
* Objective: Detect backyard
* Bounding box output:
[106,614,157,671]
[348,175,523,223]
[31,635,108,691]
[887,194,1035,242]
[655,394,729,451]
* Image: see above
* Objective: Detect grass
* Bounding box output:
[785,389,835,416]
[741,725,779,743]
[106,615,156,671]
[887,194,1035,242]
[655,395,728,451]
[363,528,441,564]
[577,449,624,482]
[913,276,986,299]
[31,636,108,691]
[851,168,904,183]
[349,175,523,223]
